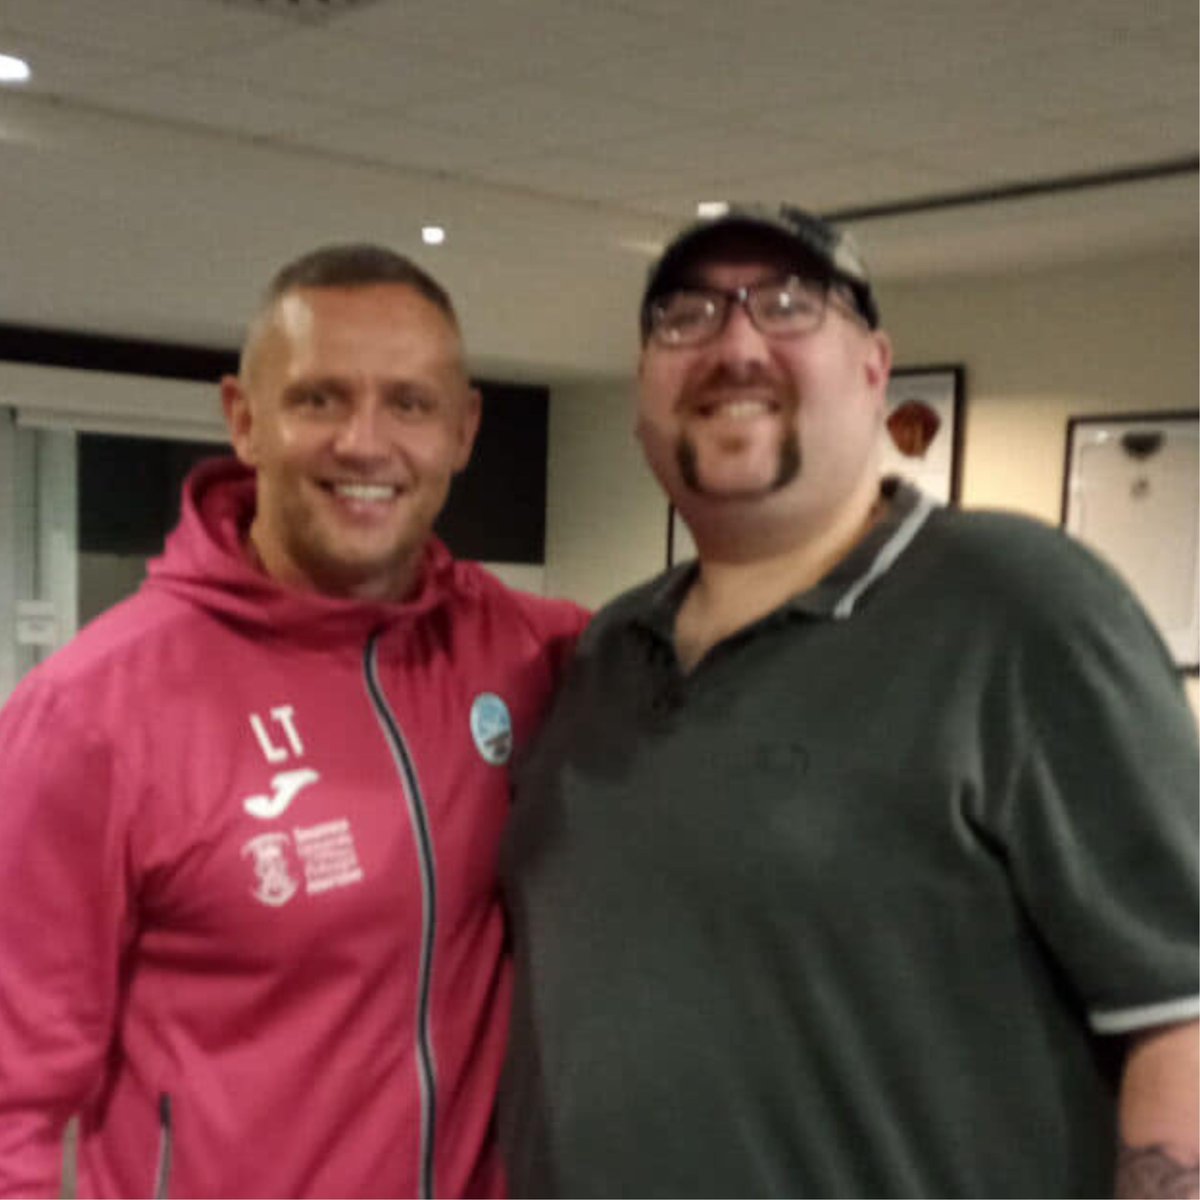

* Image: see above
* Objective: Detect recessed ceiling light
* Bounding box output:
[0,54,31,84]
[696,201,729,219]
[421,226,446,246]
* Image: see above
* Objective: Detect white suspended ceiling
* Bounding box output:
[0,0,1195,379]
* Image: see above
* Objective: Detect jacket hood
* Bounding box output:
[145,457,463,645]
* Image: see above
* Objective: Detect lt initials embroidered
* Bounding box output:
[249,706,304,763]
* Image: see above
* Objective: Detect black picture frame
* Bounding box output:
[883,364,966,505]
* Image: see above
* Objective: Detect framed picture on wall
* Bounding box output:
[1062,410,1199,673]
[882,365,965,504]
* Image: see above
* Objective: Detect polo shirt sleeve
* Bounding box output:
[991,537,1199,1035]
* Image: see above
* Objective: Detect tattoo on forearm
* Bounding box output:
[1116,1140,1200,1200]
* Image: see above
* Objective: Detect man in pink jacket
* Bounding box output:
[0,245,587,1198]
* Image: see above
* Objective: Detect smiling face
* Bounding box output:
[221,283,480,602]
[636,239,892,557]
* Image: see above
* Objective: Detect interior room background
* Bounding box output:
[0,0,1195,717]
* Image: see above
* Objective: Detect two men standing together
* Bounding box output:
[0,208,1196,1198]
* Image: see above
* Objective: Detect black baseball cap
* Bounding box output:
[640,203,879,336]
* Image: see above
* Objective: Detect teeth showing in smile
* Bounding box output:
[697,398,776,419]
[331,483,396,501]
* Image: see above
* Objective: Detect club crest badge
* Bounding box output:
[470,693,512,765]
[242,832,300,907]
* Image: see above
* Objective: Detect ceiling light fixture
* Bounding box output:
[421,226,446,246]
[0,54,31,84]
[696,201,729,219]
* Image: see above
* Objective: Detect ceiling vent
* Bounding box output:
[207,0,386,22]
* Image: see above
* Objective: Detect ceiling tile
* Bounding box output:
[910,106,1199,184]
[462,152,684,204]
[195,22,520,109]
[73,70,361,141]
[292,112,516,172]
[0,0,288,62]
[574,121,850,181]
[396,81,687,156]
[0,31,154,97]
[326,0,654,71]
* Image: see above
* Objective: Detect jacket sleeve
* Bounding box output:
[526,596,591,683]
[0,675,138,1198]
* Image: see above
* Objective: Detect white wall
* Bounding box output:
[881,246,1200,523]
[545,244,1200,710]
[543,376,667,606]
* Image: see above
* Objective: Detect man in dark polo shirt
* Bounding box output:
[500,205,1199,1198]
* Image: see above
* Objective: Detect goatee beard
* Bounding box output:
[676,431,801,497]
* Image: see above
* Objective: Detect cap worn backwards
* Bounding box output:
[640,204,879,336]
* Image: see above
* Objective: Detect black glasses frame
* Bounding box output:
[646,276,863,348]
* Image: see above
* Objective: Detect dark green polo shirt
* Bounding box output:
[500,481,1199,1199]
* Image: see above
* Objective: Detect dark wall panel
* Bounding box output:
[79,436,222,555]
[436,383,547,563]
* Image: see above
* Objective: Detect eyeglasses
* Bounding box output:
[645,276,862,348]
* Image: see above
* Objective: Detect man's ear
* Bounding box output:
[863,329,893,396]
[452,386,483,473]
[220,375,257,466]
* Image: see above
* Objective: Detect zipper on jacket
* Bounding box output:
[152,1093,172,1199]
[364,631,439,1200]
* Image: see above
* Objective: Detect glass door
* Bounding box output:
[0,411,77,703]
[0,408,223,704]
